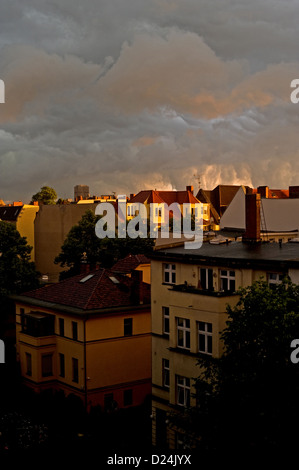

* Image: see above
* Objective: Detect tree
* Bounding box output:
[31,186,57,205]
[0,222,40,347]
[181,279,299,453]
[55,210,154,279]
[0,221,39,299]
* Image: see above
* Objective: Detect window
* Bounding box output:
[124,318,133,336]
[176,375,190,407]
[220,270,235,292]
[198,322,212,355]
[104,393,114,410]
[123,389,133,406]
[162,307,170,335]
[42,354,53,377]
[21,312,54,337]
[268,273,284,286]
[72,358,79,383]
[25,352,32,376]
[59,318,64,337]
[162,359,170,388]
[163,263,176,284]
[177,318,190,350]
[155,206,163,217]
[72,321,78,340]
[59,353,65,377]
[199,268,214,290]
[176,432,186,450]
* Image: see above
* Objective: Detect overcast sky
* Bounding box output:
[1,0,299,203]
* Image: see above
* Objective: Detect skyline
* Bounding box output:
[1,1,299,202]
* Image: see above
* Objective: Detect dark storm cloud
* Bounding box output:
[0,0,299,202]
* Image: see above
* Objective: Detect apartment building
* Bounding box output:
[127,186,210,230]
[150,238,299,449]
[0,203,39,261]
[13,267,151,411]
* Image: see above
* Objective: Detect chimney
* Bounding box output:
[186,185,194,194]
[131,270,144,304]
[242,193,261,243]
[80,263,90,274]
[289,186,299,198]
[130,193,136,200]
[13,201,23,206]
[257,186,269,198]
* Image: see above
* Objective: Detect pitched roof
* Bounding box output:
[22,268,150,311]
[196,189,220,223]
[129,190,165,204]
[112,253,150,274]
[0,206,23,221]
[128,189,199,205]
[157,190,199,205]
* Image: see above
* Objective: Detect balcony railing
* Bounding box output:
[170,283,238,297]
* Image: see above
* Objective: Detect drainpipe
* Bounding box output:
[84,319,87,412]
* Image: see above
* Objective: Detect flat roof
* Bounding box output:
[151,240,299,269]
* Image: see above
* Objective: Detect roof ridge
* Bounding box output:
[82,268,105,309]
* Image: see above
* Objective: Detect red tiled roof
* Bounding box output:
[22,268,150,311]
[112,254,150,273]
[129,190,199,205]
[268,189,289,198]
[129,191,164,204]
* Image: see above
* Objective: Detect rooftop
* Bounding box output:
[151,240,299,269]
[129,189,199,205]
[0,206,23,221]
[112,253,150,274]
[18,267,150,312]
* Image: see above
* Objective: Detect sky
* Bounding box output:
[1,0,299,203]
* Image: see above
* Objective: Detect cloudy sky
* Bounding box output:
[1,0,299,203]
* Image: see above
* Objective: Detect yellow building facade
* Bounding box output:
[150,240,299,449]
[14,267,151,411]
[0,204,39,261]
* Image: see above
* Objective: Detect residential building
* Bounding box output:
[196,184,251,224]
[13,267,151,411]
[220,186,299,241]
[0,203,39,261]
[150,235,299,449]
[112,253,151,284]
[127,186,210,230]
[74,185,90,201]
[34,203,102,282]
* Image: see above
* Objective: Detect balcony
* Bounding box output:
[168,284,239,313]
[21,311,55,337]
[19,332,56,347]
[170,283,238,297]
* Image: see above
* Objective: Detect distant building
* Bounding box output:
[13,267,151,411]
[196,184,253,225]
[74,185,90,201]
[112,253,151,284]
[34,203,101,283]
[220,185,299,240]
[127,186,211,229]
[0,203,39,261]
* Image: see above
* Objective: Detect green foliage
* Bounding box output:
[0,221,39,299]
[55,210,154,279]
[31,186,57,205]
[183,279,299,452]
